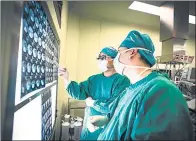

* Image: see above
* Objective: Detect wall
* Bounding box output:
[47,1,61,36]
[65,12,80,82]
[66,13,163,82]
[66,13,195,83]
[1,2,23,138]
[1,1,11,136]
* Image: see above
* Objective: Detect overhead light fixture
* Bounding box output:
[189,15,195,24]
[128,1,160,16]
[129,1,195,24]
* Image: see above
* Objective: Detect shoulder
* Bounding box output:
[115,73,130,82]
[87,73,102,81]
[142,73,185,104]
[147,73,178,91]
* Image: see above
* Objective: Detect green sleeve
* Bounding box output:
[66,79,91,100]
[92,77,130,114]
[131,82,193,140]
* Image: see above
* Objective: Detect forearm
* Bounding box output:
[92,94,121,115]
[66,81,88,100]
[92,100,110,114]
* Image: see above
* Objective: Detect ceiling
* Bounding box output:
[143,1,195,16]
[68,1,195,36]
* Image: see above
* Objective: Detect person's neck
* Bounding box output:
[125,68,152,84]
[104,68,116,77]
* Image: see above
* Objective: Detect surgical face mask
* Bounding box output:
[114,48,152,76]
[98,60,108,72]
[113,53,125,75]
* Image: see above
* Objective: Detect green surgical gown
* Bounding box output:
[66,73,130,140]
[98,72,193,140]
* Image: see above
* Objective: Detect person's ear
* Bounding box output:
[106,57,113,62]
[128,49,138,59]
[108,60,113,65]
[105,57,112,66]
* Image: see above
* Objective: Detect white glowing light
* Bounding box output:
[129,1,160,16]
[189,15,195,24]
[129,1,195,24]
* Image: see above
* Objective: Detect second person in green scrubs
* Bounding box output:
[58,46,130,140]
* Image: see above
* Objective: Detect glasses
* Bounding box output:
[97,54,107,60]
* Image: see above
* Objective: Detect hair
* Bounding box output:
[140,55,150,67]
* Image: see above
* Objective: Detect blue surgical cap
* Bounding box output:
[101,46,118,59]
[119,30,156,67]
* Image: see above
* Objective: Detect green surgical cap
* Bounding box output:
[120,30,156,67]
[101,46,118,59]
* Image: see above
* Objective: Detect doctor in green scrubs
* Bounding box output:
[59,46,130,140]
[91,30,193,141]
